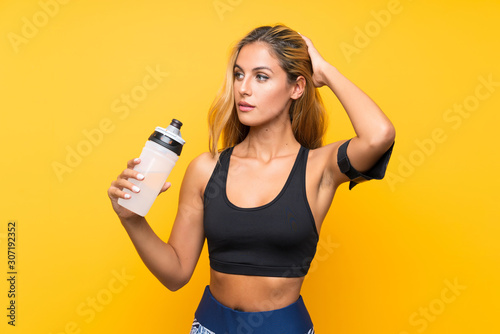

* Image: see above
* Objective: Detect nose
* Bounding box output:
[237,76,251,96]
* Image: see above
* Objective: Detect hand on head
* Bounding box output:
[299,33,332,88]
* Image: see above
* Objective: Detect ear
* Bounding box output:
[290,76,306,100]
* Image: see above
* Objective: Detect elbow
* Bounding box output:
[370,122,395,150]
[164,275,190,292]
[166,284,183,292]
[383,122,396,144]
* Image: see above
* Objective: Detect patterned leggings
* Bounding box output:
[190,318,315,334]
[190,286,315,334]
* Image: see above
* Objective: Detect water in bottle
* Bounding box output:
[118,119,185,216]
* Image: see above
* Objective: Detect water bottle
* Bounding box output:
[118,119,185,216]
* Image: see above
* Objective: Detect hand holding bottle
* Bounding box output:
[108,158,172,221]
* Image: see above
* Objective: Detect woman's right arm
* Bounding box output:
[107,153,216,291]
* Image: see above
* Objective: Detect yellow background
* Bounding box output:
[1,0,499,333]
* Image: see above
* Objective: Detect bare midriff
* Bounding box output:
[209,268,305,312]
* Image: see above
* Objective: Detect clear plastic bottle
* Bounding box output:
[118,119,185,216]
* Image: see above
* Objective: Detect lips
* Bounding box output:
[238,101,255,112]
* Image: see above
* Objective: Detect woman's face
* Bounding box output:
[233,42,297,127]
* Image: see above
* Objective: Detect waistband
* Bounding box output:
[194,285,313,334]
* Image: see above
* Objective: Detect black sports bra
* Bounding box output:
[203,145,318,277]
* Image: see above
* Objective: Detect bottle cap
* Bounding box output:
[148,119,186,156]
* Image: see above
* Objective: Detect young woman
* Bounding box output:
[108,24,395,333]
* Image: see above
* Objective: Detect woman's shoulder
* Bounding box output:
[187,151,219,174]
[183,151,221,187]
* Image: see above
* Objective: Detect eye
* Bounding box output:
[234,72,244,80]
[256,74,269,81]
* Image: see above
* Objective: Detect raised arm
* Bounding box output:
[301,34,395,187]
[107,153,216,291]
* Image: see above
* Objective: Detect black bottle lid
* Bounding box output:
[148,119,185,156]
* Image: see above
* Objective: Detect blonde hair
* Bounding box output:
[208,24,327,155]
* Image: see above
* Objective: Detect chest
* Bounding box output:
[226,154,297,209]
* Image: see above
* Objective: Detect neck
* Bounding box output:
[238,118,300,161]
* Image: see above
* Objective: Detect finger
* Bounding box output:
[119,167,145,182]
[304,39,315,52]
[127,158,141,169]
[108,184,132,200]
[114,177,142,194]
[301,36,317,58]
[299,33,312,45]
[159,182,172,194]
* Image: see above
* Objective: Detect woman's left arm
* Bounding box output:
[301,34,396,175]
